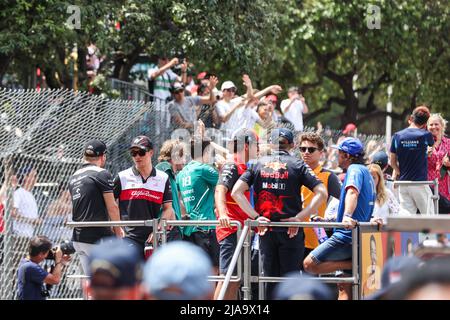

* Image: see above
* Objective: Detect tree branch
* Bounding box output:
[304,96,347,122]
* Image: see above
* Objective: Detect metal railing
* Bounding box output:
[65,219,398,300]
[160,220,243,286]
[393,179,439,215]
[66,219,160,250]
[242,220,361,300]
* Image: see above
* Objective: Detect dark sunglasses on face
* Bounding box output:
[226,88,236,93]
[130,149,147,157]
[300,146,319,153]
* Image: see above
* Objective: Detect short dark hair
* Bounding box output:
[411,106,431,126]
[298,133,325,151]
[232,128,258,153]
[349,152,367,165]
[29,236,52,257]
[190,138,211,159]
[256,101,269,113]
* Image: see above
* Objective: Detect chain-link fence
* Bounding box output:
[0,86,387,300]
[0,88,155,299]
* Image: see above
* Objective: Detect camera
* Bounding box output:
[46,240,76,260]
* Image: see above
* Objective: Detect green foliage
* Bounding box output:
[1,0,448,132]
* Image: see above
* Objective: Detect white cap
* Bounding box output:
[221,80,236,91]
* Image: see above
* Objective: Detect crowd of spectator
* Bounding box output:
[2,54,449,301]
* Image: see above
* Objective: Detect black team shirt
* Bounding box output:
[240,150,322,229]
[68,163,115,244]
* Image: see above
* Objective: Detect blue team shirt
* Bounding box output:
[333,164,376,243]
[17,258,49,300]
[390,128,434,181]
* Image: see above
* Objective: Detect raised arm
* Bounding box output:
[149,58,179,80]
[198,76,219,105]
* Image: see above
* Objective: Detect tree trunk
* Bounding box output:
[118,47,142,81]
[0,54,12,84]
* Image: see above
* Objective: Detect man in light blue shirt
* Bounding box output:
[303,137,376,300]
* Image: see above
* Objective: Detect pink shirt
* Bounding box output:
[428,136,450,201]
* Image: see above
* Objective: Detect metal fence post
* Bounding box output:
[152,219,159,249]
[352,226,360,300]
[433,178,439,215]
[161,219,168,245]
[258,234,264,300]
[1,181,14,300]
[243,220,252,300]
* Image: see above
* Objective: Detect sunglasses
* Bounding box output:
[225,88,236,93]
[130,149,147,157]
[300,147,319,153]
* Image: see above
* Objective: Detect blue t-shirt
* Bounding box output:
[390,127,434,181]
[333,164,376,243]
[17,258,49,300]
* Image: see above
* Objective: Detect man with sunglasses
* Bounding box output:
[303,137,376,300]
[298,133,341,261]
[68,139,123,275]
[168,77,218,131]
[114,136,174,258]
[232,128,327,299]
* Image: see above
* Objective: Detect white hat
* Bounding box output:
[221,80,236,91]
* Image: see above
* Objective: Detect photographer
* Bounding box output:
[17,236,70,300]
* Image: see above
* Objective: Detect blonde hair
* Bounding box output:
[368,164,387,206]
[158,139,185,163]
[427,113,447,138]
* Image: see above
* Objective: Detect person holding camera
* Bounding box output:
[17,235,70,300]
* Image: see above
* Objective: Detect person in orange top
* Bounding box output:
[298,133,342,260]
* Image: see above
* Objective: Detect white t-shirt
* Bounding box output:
[13,188,38,237]
[215,98,243,136]
[241,107,260,130]
[280,98,305,131]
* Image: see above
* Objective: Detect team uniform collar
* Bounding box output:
[132,166,156,183]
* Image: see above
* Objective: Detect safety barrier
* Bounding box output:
[160,220,243,285]
[67,219,243,285]
[66,220,160,249]
[393,179,439,215]
[67,218,448,300]
[240,220,362,300]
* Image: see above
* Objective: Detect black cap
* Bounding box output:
[371,151,389,169]
[130,135,153,151]
[84,139,107,156]
[270,128,294,144]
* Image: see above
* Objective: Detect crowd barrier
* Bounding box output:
[63,216,450,300]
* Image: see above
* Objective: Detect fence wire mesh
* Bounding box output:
[0,88,158,299]
[0,85,386,300]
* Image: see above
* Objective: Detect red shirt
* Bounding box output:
[215,162,250,242]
